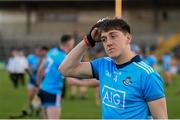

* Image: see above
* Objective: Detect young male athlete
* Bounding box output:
[38,35,74,119]
[59,17,168,119]
[26,47,41,115]
[162,52,172,86]
[38,34,96,119]
[37,46,49,90]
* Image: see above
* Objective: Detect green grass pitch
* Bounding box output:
[0,70,180,119]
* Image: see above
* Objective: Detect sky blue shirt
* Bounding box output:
[91,55,165,119]
[144,55,157,67]
[40,48,66,95]
[27,54,40,84]
[162,54,172,71]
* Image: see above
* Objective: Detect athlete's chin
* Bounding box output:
[107,53,118,59]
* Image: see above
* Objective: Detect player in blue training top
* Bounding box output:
[38,34,93,119]
[143,49,157,69]
[59,17,168,119]
[162,52,172,86]
[144,55,157,67]
[26,46,41,115]
[38,34,74,119]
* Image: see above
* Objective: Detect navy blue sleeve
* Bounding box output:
[142,72,165,102]
[90,58,102,79]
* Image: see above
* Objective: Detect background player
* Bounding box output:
[38,34,94,119]
[26,46,41,116]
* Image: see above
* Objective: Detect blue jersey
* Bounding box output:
[91,55,165,119]
[162,54,172,71]
[40,48,66,95]
[27,54,40,84]
[144,55,157,67]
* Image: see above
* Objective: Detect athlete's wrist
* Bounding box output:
[83,36,92,47]
[86,33,96,47]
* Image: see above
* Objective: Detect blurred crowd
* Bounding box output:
[131,43,179,86]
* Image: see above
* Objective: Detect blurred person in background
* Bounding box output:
[38,34,99,119]
[170,55,178,81]
[15,50,28,86]
[32,46,49,116]
[143,48,157,69]
[37,46,49,91]
[6,50,28,88]
[162,52,172,86]
[11,47,47,118]
[130,43,141,55]
[25,46,41,116]
[6,50,18,88]
[38,34,76,119]
[130,43,147,60]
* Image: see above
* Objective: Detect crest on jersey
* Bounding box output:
[123,76,132,86]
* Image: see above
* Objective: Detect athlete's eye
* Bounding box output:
[110,35,116,39]
[101,38,106,43]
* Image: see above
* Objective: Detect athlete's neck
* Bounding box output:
[114,48,135,65]
[59,46,69,54]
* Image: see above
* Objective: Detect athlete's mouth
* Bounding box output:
[107,48,115,53]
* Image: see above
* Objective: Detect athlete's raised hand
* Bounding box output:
[84,17,108,47]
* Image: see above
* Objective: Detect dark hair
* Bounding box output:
[99,17,131,34]
[60,34,73,45]
[41,46,48,51]
[34,45,41,49]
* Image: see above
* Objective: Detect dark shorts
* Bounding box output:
[38,89,61,108]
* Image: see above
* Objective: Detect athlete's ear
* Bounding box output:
[126,33,132,44]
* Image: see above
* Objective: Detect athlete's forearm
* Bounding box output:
[25,67,33,77]
[36,60,45,87]
[59,40,89,76]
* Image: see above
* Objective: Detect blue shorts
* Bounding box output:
[38,89,61,108]
[28,75,37,88]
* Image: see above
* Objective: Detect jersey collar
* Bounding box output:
[116,55,142,69]
[58,47,66,54]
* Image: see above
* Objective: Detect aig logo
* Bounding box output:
[102,85,126,109]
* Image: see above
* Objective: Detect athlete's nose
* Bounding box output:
[106,38,113,47]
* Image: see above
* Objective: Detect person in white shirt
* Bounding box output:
[6,50,18,88]
[15,51,28,86]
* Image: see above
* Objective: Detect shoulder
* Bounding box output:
[48,48,58,56]
[149,55,157,61]
[132,61,163,84]
[91,57,114,66]
[27,54,34,59]
[48,48,65,56]
[59,50,66,56]
[48,48,57,53]
[93,57,113,63]
[132,61,155,75]
[103,57,113,61]
[90,57,115,73]
[27,54,36,62]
